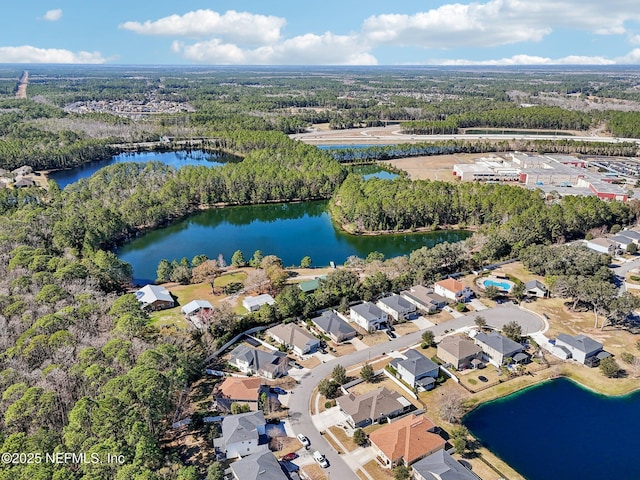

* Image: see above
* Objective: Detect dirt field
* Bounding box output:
[382,153,480,182]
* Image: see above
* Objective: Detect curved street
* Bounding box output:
[285,305,543,480]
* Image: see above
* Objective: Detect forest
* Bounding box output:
[1,65,640,479]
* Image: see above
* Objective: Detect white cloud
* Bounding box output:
[173,32,377,65]
[362,0,640,49]
[43,9,63,21]
[120,9,285,45]
[437,54,616,66]
[0,46,107,64]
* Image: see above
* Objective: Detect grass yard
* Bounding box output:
[328,426,358,452]
[149,271,248,329]
[301,464,327,480]
[362,459,393,480]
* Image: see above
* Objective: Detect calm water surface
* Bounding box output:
[465,377,640,480]
[49,150,238,188]
[116,200,470,284]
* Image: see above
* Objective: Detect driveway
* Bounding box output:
[470,299,488,311]
[412,315,435,329]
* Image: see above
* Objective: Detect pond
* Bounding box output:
[349,164,399,180]
[48,150,239,188]
[464,377,640,480]
[115,200,471,284]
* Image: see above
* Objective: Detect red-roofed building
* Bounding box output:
[369,414,445,468]
[216,377,265,412]
[434,278,473,302]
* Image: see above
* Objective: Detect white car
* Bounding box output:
[313,450,329,468]
[297,433,310,448]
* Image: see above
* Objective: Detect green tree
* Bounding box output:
[360,363,375,382]
[353,428,367,446]
[191,254,208,267]
[207,462,225,480]
[628,243,638,254]
[156,259,172,283]
[484,285,501,300]
[318,379,339,399]
[332,364,347,385]
[300,256,312,268]
[599,357,621,378]
[393,465,410,480]
[230,402,251,414]
[512,282,525,302]
[502,321,522,342]
[474,315,487,329]
[421,330,435,347]
[231,250,246,267]
[249,250,264,267]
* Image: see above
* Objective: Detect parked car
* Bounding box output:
[386,329,396,339]
[297,433,310,448]
[282,452,297,461]
[270,387,287,395]
[313,450,329,468]
[291,361,303,369]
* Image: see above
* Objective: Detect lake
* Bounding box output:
[115,200,470,284]
[350,164,399,180]
[48,150,239,188]
[464,377,640,480]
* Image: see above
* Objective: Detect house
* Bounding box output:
[433,278,473,302]
[135,284,174,311]
[437,336,483,370]
[555,333,609,366]
[370,414,445,468]
[298,276,326,293]
[474,331,525,366]
[389,349,440,391]
[618,230,640,244]
[312,310,357,343]
[230,450,288,480]
[610,234,634,251]
[13,177,35,188]
[242,294,275,312]
[337,386,413,428]
[228,345,289,379]
[401,285,447,312]
[181,299,213,318]
[350,302,388,332]
[412,450,480,480]
[230,451,287,480]
[215,377,265,412]
[524,280,548,298]
[377,294,417,322]
[585,237,619,254]
[266,323,320,357]
[216,411,266,459]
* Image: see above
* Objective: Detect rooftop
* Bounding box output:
[351,301,386,321]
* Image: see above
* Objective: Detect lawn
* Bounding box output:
[149,271,248,329]
[361,459,393,480]
[328,426,358,452]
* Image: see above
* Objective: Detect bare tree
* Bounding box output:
[439,390,466,424]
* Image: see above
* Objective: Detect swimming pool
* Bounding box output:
[483,279,513,292]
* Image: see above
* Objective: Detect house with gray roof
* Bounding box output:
[350,302,388,332]
[181,299,213,317]
[228,345,288,379]
[401,285,448,313]
[217,411,266,459]
[390,349,440,391]
[266,323,320,357]
[230,450,288,480]
[377,294,417,322]
[412,449,480,480]
[555,333,608,365]
[437,336,483,370]
[242,294,275,312]
[312,310,357,343]
[619,230,640,244]
[524,280,548,298]
[610,234,634,250]
[337,386,413,428]
[135,284,174,311]
[474,331,525,366]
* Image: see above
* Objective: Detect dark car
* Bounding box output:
[282,453,297,461]
[270,387,287,395]
[386,329,396,339]
[478,375,488,382]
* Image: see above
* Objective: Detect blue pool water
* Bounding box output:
[483,279,512,291]
[465,378,640,480]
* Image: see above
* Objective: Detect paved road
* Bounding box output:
[286,305,543,479]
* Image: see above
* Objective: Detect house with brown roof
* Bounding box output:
[401,285,447,313]
[434,278,472,302]
[266,323,320,357]
[437,336,483,370]
[216,377,265,412]
[336,386,413,428]
[370,414,445,468]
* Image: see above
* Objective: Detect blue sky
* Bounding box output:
[2,1,640,65]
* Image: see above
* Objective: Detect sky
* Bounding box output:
[1,1,640,65]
